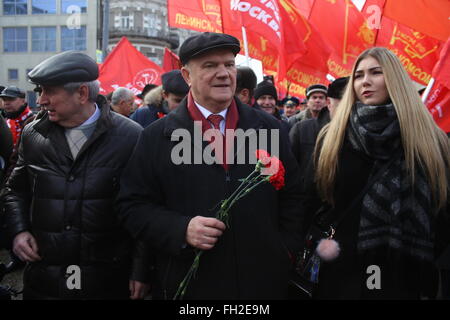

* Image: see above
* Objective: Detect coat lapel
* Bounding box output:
[163,98,266,168]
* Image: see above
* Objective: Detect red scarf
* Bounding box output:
[7,106,34,147]
[187,92,239,170]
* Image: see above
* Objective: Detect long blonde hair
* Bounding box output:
[315,47,450,209]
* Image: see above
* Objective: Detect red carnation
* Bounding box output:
[255,149,285,190]
[157,112,166,119]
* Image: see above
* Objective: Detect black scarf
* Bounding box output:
[347,102,434,261]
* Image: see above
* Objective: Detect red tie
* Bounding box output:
[207,114,224,131]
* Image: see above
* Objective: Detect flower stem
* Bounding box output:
[173,250,203,300]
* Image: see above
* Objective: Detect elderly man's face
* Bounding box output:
[1,97,25,113]
[39,85,88,128]
[117,96,135,117]
[182,49,236,111]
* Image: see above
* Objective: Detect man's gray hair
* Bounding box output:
[63,80,100,102]
[111,87,135,106]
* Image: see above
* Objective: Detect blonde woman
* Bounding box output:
[303,47,450,299]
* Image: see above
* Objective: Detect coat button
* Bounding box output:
[65,225,72,231]
[67,175,75,182]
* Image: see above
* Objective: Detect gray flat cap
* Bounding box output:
[28,51,99,86]
[0,86,26,99]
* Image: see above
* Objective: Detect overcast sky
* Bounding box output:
[352,0,366,11]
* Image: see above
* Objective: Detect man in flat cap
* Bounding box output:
[0,86,34,274]
[131,70,189,128]
[0,87,34,148]
[289,77,348,191]
[3,51,150,300]
[117,32,302,299]
[281,97,300,119]
[288,84,328,127]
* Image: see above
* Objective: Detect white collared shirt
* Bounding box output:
[81,103,101,126]
[194,101,228,135]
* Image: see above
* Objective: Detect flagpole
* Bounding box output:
[102,0,110,61]
[422,78,435,103]
[242,26,250,67]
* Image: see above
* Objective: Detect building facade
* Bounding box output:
[0,0,99,107]
[107,0,197,66]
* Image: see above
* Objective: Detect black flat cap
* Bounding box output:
[306,84,328,99]
[162,70,189,95]
[0,86,26,99]
[327,77,349,99]
[179,32,240,65]
[137,84,157,99]
[28,51,99,86]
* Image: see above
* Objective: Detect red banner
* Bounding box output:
[426,84,450,133]
[98,37,163,95]
[432,38,450,89]
[163,48,182,72]
[362,1,444,86]
[308,0,375,78]
[220,0,309,78]
[365,0,450,42]
[426,38,450,133]
[274,61,329,98]
[375,17,442,86]
[168,0,223,33]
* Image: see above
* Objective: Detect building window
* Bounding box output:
[32,0,56,14]
[3,0,27,15]
[32,27,56,52]
[61,0,87,14]
[61,26,86,51]
[120,12,134,29]
[27,91,38,110]
[8,69,19,81]
[3,27,28,53]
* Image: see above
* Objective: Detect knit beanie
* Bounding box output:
[253,81,278,101]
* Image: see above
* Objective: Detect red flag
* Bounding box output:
[98,37,163,96]
[426,38,450,132]
[219,0,308,79]
[163,48,182,72]
[376,17,443,86]
[168,0,223,33]
[364,0,450,42]
[425,84,450,133]
[432,38,450,89]
[362,1,445,86]
[308,0,376,78]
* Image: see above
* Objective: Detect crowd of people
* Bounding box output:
[0,31,449,300]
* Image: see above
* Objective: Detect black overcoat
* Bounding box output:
[117,98,303,299]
